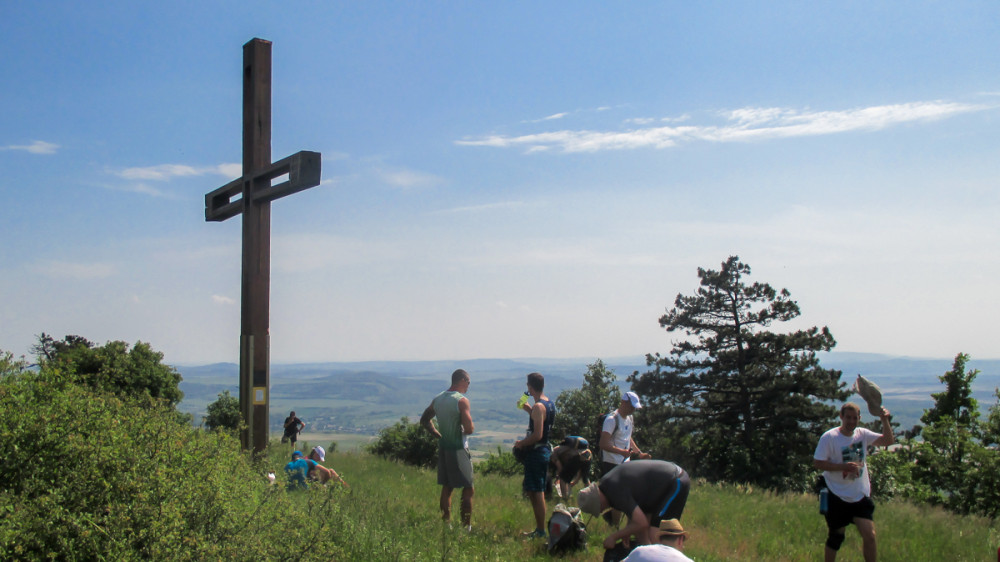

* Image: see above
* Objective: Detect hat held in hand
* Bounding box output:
[853,374,883,417]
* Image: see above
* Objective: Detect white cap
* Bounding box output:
[312,445,326,461]
[624,391,642,409]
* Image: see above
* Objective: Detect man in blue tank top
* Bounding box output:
[514,371,555,539]
[420,369,475,529]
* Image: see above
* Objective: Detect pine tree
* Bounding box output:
[630,256,848,490]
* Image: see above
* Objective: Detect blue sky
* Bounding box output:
[2,2,998,364]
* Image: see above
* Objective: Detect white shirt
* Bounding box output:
[601,410,634,465]
[813,426,881,502]
[623,544,693,561]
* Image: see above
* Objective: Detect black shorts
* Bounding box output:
[824,493,875,530]
[650,469,690,526]
[600,461,620,477]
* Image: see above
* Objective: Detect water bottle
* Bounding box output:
[517,391,529,410]
[819,488,829,514]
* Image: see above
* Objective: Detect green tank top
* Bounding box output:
[432,390,467,450]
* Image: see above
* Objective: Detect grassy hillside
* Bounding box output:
[275,439,999,561]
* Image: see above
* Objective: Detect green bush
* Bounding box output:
[0,369,346,560]
[204,389,241,433]
[477,446,522,477]
[366,416,438,468]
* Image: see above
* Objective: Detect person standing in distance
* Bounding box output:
[513,372,555,539]
[813,402,894,562]
[420,369,475,530]
[599,391,650,476]
[282,411,305,447]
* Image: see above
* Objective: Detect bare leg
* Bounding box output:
[528,490,546,531]
[855,518,877,562]
[460,487,474,527]
[440,486,454,521]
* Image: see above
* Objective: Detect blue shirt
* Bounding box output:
[284,458,317,489]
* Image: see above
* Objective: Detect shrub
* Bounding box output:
[204,389,241,433]
[0,369,346,560]
[477,446,522,477]
[367,416,437,468]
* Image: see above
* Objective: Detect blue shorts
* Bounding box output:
[522,445,551,492]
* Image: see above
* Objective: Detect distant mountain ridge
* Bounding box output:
[174,352,1000,445]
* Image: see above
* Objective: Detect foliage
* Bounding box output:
[630,256,849,491]
[204,389,242,433]
[551,359,622,444]
[367,416,438,469]
[477,446,522,477]
[35,334,184,407]
[985,387,1000,447]
[30,332,93,362]
[920,352,980,430]
[868,353,1000,518]
[0,349,29,377]
[0,367,347,560]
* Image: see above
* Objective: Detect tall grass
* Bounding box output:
[279,442,999,561]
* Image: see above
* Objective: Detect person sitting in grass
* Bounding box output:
[284,450,313,490]
[306,445,348,487]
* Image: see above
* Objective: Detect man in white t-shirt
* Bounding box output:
[599,391,651,477]
[813,402,894,562]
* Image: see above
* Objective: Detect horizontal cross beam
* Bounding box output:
[205,150,322,222]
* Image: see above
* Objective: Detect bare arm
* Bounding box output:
[458,396,474,435]
[603,506,652,549]
[515,403,545,447]
[420,403,441,439]
[600,430,629,457]
[872,408,895,448]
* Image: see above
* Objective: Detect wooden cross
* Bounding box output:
[205,38,321,453]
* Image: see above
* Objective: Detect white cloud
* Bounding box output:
[29,260,116,279]
[212,295,236,305]
[113,163,238,181]
[457,100,989,153]
[375,167,444,189]
[1,140,59,154]
[434,201,527,214]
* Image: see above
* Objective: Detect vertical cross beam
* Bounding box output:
[242,38,271,454]
[205,38,321,455]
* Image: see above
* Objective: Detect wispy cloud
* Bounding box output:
[29,260,116,279]
[434,201,527,214]
[1,140,59,154]
[375,167,444,189]
[211,295,236,306]
[457,100,988,153]
[112,163,239,181]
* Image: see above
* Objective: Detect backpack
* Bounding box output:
[547,504,587,554]
[596,412,620,461]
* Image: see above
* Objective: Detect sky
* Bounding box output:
[1,2,998,365]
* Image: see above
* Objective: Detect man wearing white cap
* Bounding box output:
[307,445,348,487]
[599,391,650,477]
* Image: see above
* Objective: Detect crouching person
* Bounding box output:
[306,445,348,487]
[284,450,311,490]
[577,460,690,550]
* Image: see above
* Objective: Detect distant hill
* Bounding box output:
[174,352,1000,446]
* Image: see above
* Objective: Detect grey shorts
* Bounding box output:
[438,448,474,489]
